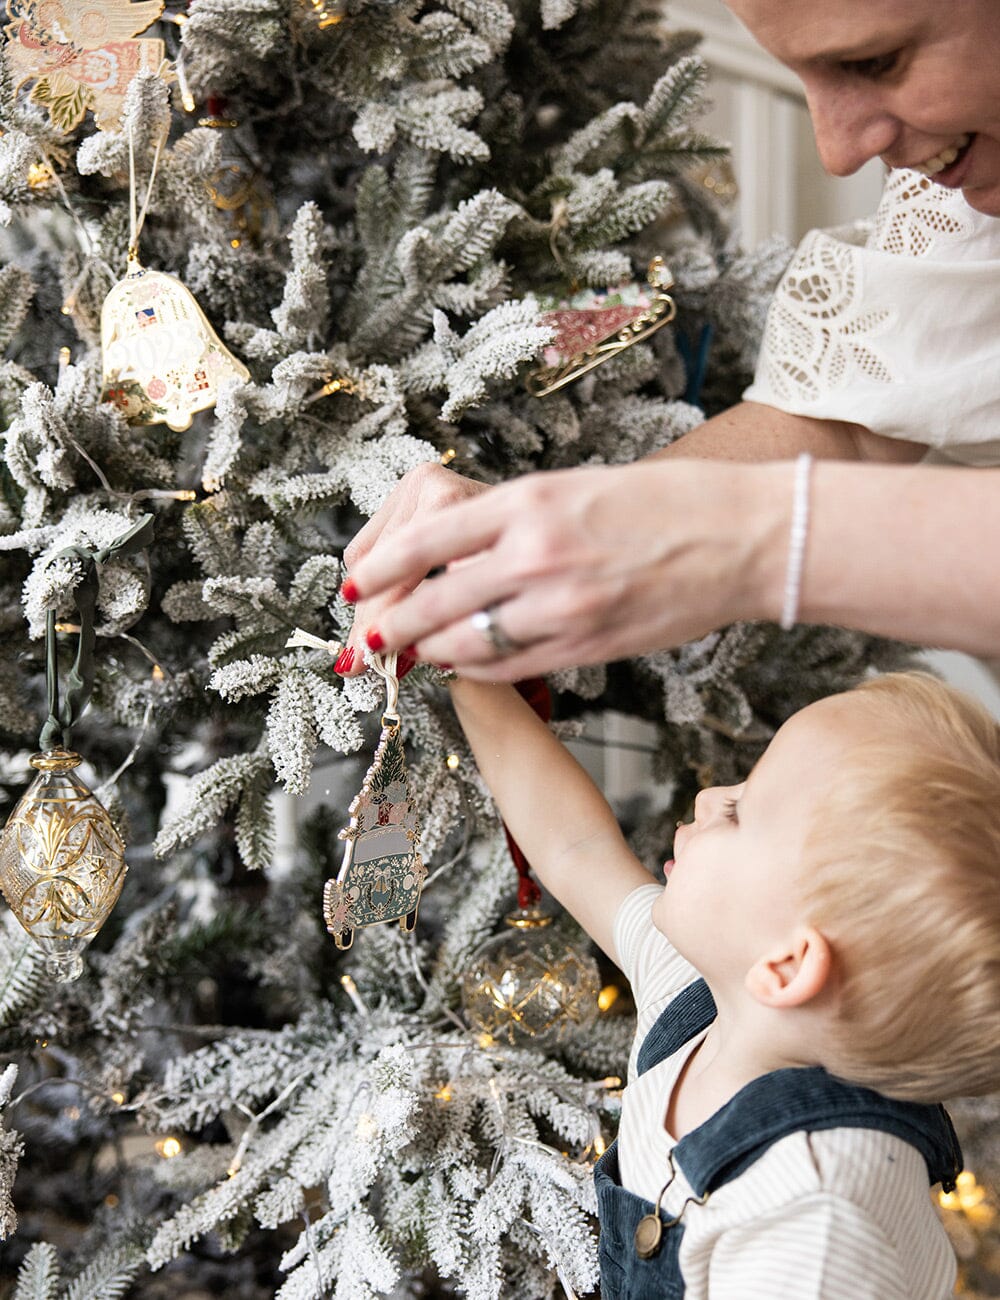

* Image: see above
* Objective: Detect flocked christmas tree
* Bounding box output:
[2,1,979,1296]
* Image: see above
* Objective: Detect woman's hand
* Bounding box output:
[338,462,488,674]
[345,459,789,680]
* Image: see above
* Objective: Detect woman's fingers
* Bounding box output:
[346,459,782,676]
[350,466,638,654]
[348,491,511,608]
[339,463,489,675]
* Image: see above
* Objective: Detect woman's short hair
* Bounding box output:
[803,671,1000,1102]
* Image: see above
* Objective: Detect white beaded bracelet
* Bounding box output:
[779,453,813,630]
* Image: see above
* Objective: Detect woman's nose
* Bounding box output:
[805,83,899,177]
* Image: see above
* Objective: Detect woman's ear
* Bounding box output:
[745,926,833,1009]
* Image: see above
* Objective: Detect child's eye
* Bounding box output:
[722,798,740,825]
[842,50,900,80]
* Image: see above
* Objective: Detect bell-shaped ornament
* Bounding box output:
[100,255,250,432]
[462,908,601,1045]
[0,749,127,982]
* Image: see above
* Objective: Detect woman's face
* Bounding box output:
[725,0,1000,216]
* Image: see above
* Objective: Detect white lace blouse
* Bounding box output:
[743,169,1000,466]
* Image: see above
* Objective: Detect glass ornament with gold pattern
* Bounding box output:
[0,749,127,982]
[461,907,600,1045]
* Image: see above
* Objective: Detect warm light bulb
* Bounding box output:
[111,1091,126,1106]
[440,448,457,465]
[155,1136,182,1159]
[593,1134,606,1157]
[27,162,52,188]
[151,665,165,683]
[446,754,461,770]
[597,984,619,1012]
[230,238,241,248]
[434,1084,452,1102]
[477,1032,495,1049]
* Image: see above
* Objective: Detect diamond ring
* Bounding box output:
[469,604,523,657]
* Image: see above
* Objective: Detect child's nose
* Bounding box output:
[694,783,741,823]
[693,787,723,823]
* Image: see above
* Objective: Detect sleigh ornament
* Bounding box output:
[323,711,426,951]
[526,256,677,397]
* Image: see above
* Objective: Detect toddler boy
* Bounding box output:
[449,670,1000,1297]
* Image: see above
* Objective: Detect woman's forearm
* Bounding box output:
[791,460,1000,655]
[646,400,926,465]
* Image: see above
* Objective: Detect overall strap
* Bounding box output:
[636,978,716,1075]
[674,1066,962,1196]
[633,979,962,1195]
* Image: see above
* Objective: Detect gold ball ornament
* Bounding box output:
[0,749,127,982]
[462,908,600,1045]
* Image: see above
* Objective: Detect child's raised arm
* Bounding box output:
[449,677,655,961]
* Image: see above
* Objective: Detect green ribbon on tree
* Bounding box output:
[39,513,155,752]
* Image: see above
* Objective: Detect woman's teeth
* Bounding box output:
[913,135,970,176]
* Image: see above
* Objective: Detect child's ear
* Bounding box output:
[745,926,832,1009]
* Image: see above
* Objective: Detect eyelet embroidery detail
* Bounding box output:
[872,169,973,258]
[754,233,895,404]
[753,168,976,406]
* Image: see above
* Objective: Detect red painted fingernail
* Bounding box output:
[435,662,453,671]
[334,646,355,675]
[341,577,359,603]
[366,628,385,651]
[398,652,416,680]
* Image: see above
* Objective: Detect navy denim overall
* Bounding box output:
[594,979,962,1300]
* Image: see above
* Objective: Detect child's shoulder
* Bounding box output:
[613,883,696,997]
[721,1126,948,1254]
[688,1128,955,1295]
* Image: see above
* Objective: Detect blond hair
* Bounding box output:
[802,671,1000,1102]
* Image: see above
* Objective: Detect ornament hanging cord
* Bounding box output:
[368,650,401,723]
[39,514,155,753]
[127,120,168,262]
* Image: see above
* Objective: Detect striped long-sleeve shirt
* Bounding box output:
[613,885,957,1298]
